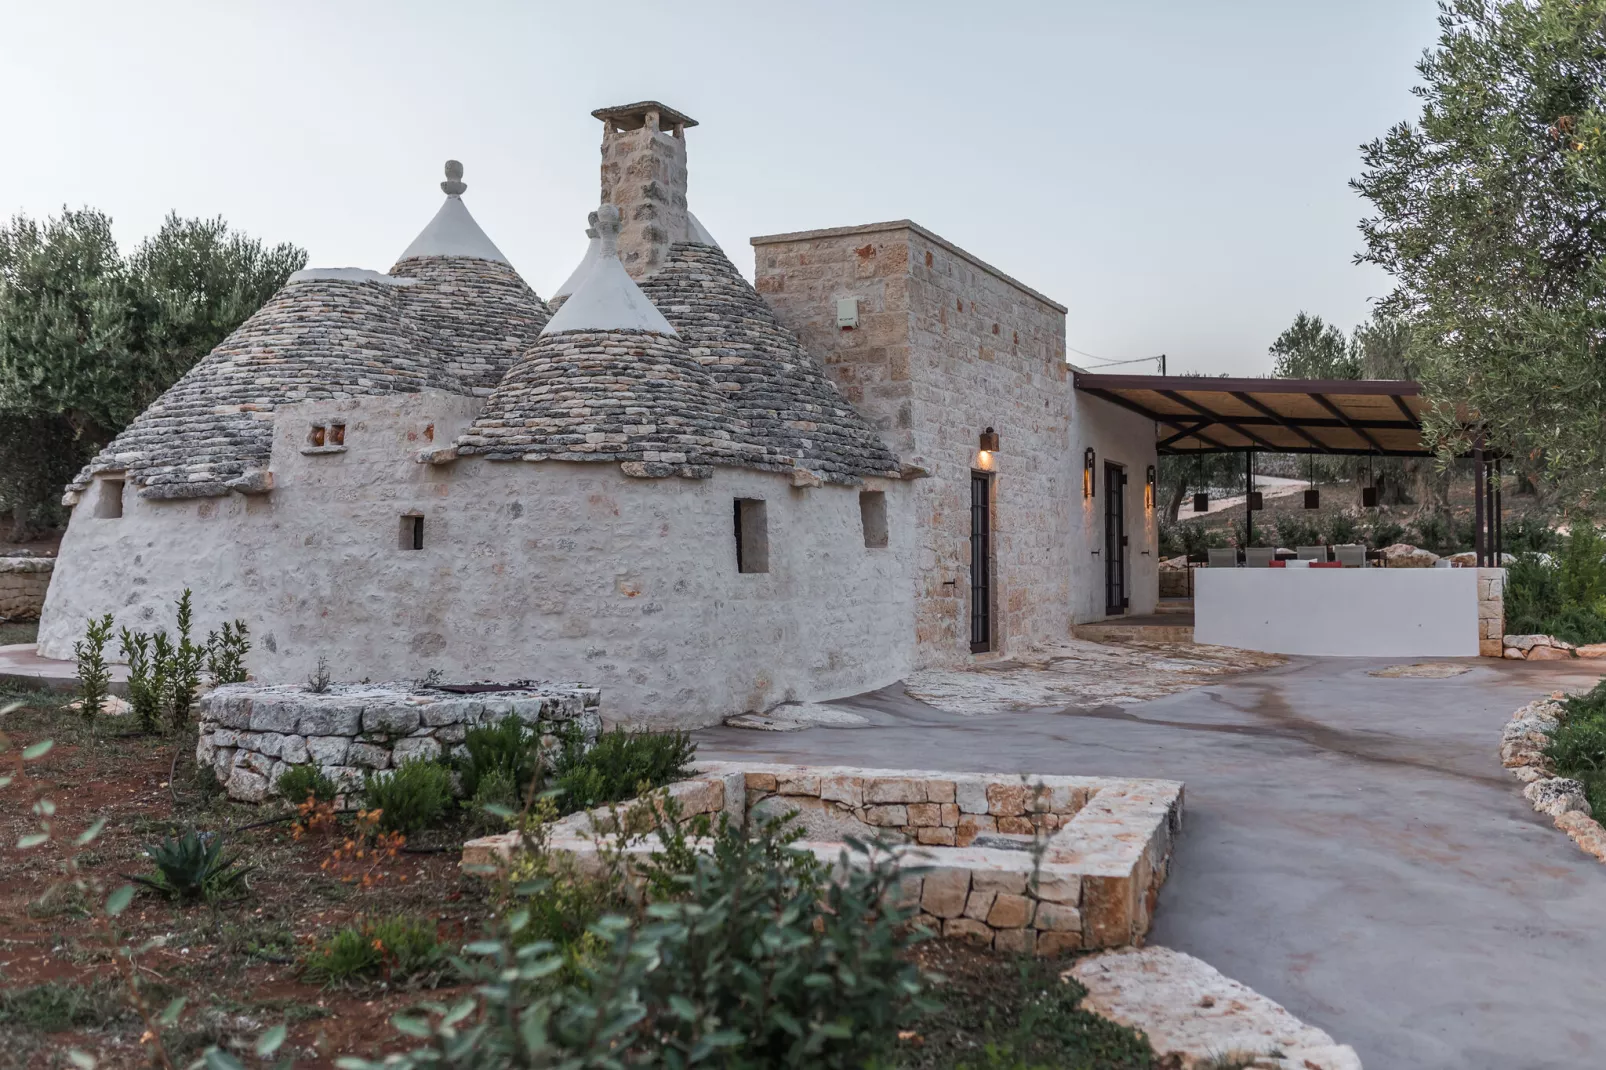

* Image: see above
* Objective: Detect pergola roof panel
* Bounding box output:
[1073,372,1445,457]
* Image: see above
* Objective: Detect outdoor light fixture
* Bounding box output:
[1083,448,1096,498]
[1362,455,1379,508]
[979,427,1000,453]
[1304,489,1321,509]
[1144,465,1156,510]
[1247,491,1264,511]
[1192,491,1209,513]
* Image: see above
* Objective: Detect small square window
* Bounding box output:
[94,478,124,519]
[733,498,768,573]
[859,490,887,548]
[399,514,424,550]
[329,423,346,446]
[308,425,326,448]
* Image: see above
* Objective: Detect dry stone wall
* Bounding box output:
[0,557,52,622]
[465,762,1184,952]
[196,681,601,802]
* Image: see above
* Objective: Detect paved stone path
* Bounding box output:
[696,654,1606,1070]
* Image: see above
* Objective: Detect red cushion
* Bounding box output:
[1269,559,1286,567]
[1310,561,1343,568]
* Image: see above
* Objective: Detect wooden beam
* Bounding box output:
[1159,390,1281,452]
[1082,388,1235,451]
[1229,391,1332,451]
[1310,393,1386,453]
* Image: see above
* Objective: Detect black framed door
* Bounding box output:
[1104,462,1128,615]
[970,471,991,652]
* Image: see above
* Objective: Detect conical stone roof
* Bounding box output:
[636,240,900,483]
[389,161,551,395]
[67,162,548,499]
[455,206,781,476]
[67,272,448,499]
[549,213,601,309]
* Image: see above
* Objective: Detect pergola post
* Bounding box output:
[1245,449,1254,549]
[1473,436,1486,567]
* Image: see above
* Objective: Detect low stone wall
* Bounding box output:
[1499,692,1606,863]
[464,762,1184,952]
[197,682,602,802]
[1501,633,1606,660]
[0,557,53,622]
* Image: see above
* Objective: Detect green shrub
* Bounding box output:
[1504,526,1606,644]
[205,619,251,684]
[130,830,252,903]
[1545,680,1606,817]
[120,628,163,733]
[1506,515,1562,555]
[552,726,695,814]
[456,714,542,803]
[276,764,339,804]
[301,916,446,985]
[1323,512,1362,546]
[73,613,114,721]
[363,758,453,833]
[1368,517,1407,548]
[1271,514,1322,549]
[360,808,929,1068]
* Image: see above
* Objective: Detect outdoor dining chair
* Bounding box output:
[1207,548,1239,568]
[1296,545,1328,562]
[1244,547,1276,568]
[1334,544,1367,567]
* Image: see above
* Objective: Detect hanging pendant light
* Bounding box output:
[1304,455,1320,509]
[1362,454,1379,508]
[1191,453,1208,512]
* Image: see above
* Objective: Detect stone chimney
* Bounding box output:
[592,101,697,279]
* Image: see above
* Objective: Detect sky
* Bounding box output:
[0,0,1443,377]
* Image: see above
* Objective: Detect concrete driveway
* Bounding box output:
[694,654,1606,1070]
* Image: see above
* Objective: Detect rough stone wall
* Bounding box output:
[0,557,52,622]
[600,123,689,280]
[197,682,601,802]
[39,390,916,727]
[1477,567,1505,657]
[752,221,1157,667]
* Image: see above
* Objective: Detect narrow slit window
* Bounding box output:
[95,478,124,519]
[400,514,424,550]
[733,498,769,573]
[859,490,888,548]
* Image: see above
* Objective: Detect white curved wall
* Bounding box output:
[38,393,916,727]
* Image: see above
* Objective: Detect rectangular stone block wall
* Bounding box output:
[0,558,53,622]
[752,223,1073,667]
[1478,567,1505,658]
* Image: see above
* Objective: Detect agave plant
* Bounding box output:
[129,830,253,903]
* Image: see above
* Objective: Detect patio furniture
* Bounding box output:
[1207,548,1239,568]
[1334,544,1367,568]
[1296,545,1328,562]
[1244,548,1276,568]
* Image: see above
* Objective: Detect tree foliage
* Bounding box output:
[1353,0,1606,507]
[0,208,303,538]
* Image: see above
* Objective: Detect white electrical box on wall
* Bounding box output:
[836,297,859,329]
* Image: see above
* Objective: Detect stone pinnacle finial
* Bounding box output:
[595,204,622,256]
[586,210,599,240]
[441,159,467,196]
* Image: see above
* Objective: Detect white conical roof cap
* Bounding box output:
[540,205,677,337]
[551,213,601,301]
[396,160,509,263]
[687,211,721,250]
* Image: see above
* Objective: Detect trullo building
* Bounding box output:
[37,101,1158,726]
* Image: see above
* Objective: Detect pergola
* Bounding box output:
[1072,373,1505,565]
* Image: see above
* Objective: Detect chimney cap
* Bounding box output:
[591,100,699,131]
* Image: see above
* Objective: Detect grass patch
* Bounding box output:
[894,946,1154,1069]
[301,915,449,986]
[0,978,133,1032]
[1546,680,1606,816]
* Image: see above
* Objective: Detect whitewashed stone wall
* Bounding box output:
[0,557,52,622]
[752,221,1157,667]
[39,391,916,728]
[197,681,601,802]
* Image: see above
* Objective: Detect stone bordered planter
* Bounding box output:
[196,682,602,802]
[463,762,1184,952]
[1499,693,1606,863]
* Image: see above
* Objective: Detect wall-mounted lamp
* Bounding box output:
[979,427,1000,453]
[1083,447,1096,498]
[1145,465,1156,510]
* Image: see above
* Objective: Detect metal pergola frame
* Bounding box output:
[1072,372,1506,566]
